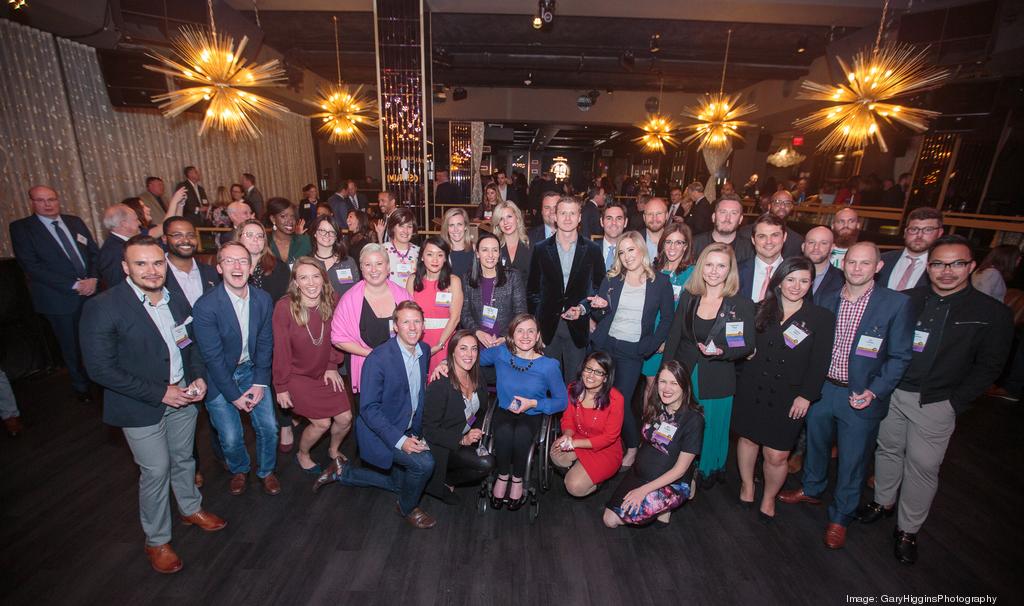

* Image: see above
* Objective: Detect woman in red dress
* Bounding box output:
[408,236,463,375]
[550,351,624,497]
[272,258,352,474]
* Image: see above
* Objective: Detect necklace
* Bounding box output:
[314,251,334,261]
[304,314,324,346]
[508,355,536,373]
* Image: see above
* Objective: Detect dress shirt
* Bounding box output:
[751,255,781,303]
[167,255,205,306]
[827,284,874,384]
[556,235,577,291]
[644,233,659,262]
[111,232,130,242]
[830,247,848,269]
[128,281,184,385]
[36,214,86,270]
[498,184,510,201]
[812,264,828,294]
[463,391,481,434]
[602,238,618,271]
[395,342,425,449]
[225,284,251,365]
[188,180,204,202]
[886,249,927,291]
[544,225,555,239]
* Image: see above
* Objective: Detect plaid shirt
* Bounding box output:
[827,284,874,383]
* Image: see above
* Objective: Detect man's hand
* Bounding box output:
[186,379,207,399]
[74,278,98,296]
[163,385,197,408]
[402,437,429,453]
[461,428,484,446]
[849,390,875,410]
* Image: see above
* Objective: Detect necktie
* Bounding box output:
[895,257,918,291]
[53,221,87,276]
[605,244,616,270]
[758,263,774,301]
[155,195,165,210]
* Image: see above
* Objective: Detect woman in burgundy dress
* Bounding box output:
[273,258,352,474]
[551,351,624,497]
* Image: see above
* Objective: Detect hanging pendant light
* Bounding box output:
[634,77,676,153]
[308,16,378,145]
[680,29,758,151]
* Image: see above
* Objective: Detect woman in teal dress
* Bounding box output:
[267,197,312,265]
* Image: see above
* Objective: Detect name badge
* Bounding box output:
[672,284,682,303]
[725,321,745,348]
[481,305,499,329]
[76,233,88,245]
[483,211,493,220]
[652,421,678,446]
[395,262,413,275]
[336,268,354,284]
[855,335,883,358]
[172,323,192,348]
[912,330,929,353]
[783,324,809,349]
[435,291,453,307]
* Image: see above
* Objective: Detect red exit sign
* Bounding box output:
[792,136,804,147]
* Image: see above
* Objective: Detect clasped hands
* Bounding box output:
[162,379,206,408]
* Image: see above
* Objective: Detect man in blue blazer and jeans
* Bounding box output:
[314,301,436,529]
[779,241,913,549]
[193,241,279,497]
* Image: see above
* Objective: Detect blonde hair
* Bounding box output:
[287,257,334,326]
[684,242,740,297]
[359,242,388,266]
[607,230,657,282]
[440,208,474,250]
[494,200,529,246]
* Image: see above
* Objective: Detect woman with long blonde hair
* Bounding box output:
[440,207,474,277]
[494,200,531,277]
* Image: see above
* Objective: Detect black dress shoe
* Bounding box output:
[736,497,754,510]
[506,480,527,511]
[758,511,775,525]
[855,501,895,524]
[894,530,918,565]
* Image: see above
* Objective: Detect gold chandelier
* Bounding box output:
[793,0,950,152]
[635,113,677,153]
[144,0,286,140]
[308,16,378,144]
[681,29,758,151]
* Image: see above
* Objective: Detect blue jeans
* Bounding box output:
[205,363,278,478]
[802,382,881,526]
[341,446,435,516]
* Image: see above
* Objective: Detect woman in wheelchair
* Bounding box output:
[604,360,704,528]
[550,351,624,497]
[422,330,496,505]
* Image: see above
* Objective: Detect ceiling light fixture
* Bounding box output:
[680,29,758,151]
[307,15,378,145]
[634,76,675,153]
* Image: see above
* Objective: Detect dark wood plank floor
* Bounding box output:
[2,370,1021,605]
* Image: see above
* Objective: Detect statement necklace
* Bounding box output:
[508,355,536,373]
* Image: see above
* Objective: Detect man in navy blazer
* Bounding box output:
[877,207,944,292]
[737,214,787,303]
[193,241,280,497]
[314,301,437,529]
[804,226,845,310]
[780,241,913,550]
[79,236,225,574]
[9,186,100,400]
[97,203,142,290]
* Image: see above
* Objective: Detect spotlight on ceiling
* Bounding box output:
[649,33,661,54]
[796,36,808,54]
[535,0,555,29]
[532,16,543,29]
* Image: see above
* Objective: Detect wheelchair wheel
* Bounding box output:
[528,487,540,523]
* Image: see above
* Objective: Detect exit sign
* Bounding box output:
[792,136,804,147]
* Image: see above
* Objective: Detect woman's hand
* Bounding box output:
[323,369,344,392]
[620,487,648,516]
[295,218,307,235]
[509,396,537,414]
[587,295,609,309]
[430,343,443,355]
[276,391,294,409]
[430,361,450,382]
[697,341,724,357]
[788,396,811,420]
[475,330,496,348]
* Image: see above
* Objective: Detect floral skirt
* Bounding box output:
[606,470,692,524]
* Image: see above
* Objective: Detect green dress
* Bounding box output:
[641,266,694,376]
[269,233,312,264]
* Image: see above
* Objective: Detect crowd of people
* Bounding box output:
[6,171,1020,578]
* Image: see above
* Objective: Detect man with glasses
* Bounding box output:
[878,207,944,291]
[692,195,753,263]
[857,235,1012,565]
[193,242,280,497]
[640,197,670,261]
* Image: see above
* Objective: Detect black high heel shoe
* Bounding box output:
[490,477,509,510]
[506,478,527,511]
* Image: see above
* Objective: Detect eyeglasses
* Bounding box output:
[906,226,941,236]
[220,257,251,267]
[581,366,607,377]
[664,239,688,247]
[927,260,970,271]
[315,228,337,237]
[240,232,266,240]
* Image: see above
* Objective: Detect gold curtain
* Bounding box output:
[0,19,317,256]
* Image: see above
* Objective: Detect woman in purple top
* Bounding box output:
[460,232,526,350]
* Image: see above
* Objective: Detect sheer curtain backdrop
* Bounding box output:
[0,19,316,257]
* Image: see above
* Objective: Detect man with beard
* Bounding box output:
[739,190,803,259]
[80,236,225,574]
[692,195,753,264]
[164,217,220,306]
[640,197,670,261]
[830,207,861,268]
[803,226,845,310]
[877,207,943,291]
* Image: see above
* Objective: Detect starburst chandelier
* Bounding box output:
[634,78,676,153]
[793,0,950,152]
[308,16,378,144]
[680,29,758,151]
[144,0,286,140]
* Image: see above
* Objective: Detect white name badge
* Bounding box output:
[725,321,745,348]
[855,335,883,358]
[395,262,413,275]
[481,305,499,329]
[76,233,88,245]
[171,323,192,348]
[783,324,809,349]
[336,268,354,283]
[656,422,678,440]
[435,291,453,307]
[672,284,682,302]
[484,211,493,220]
[912,330,929,353]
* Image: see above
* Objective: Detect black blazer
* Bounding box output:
[527,234,605,348]
[422,374,489,495]
[813,264,845,310]
[681,197,714,235]
[528,224,552,248]
[164,260,221,308]
[80,280,205,427]
[175,180,208,220]
[692,231,754,265]
[591,272,675,359]
[878,249,930,291]
[97,235,128,290]
[580,201,603,240]
[461,270,527,337]
[9,214,100,315]
[500,241,532,278]
[663,291,756,399]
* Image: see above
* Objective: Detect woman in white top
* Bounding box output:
[972,244,1020,303]
[588,231,676,467]
[382,208,420,287]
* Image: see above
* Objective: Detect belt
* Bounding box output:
[826,377,849,388]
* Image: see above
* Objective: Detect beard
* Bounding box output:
[834,229,860,248]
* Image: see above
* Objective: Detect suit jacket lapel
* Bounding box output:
[544,240,563,294]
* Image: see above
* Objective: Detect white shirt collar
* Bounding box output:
[224,283,249,304]
[755,255,782,270]
[127,279,171,308]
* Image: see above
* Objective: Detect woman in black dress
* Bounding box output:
[732,257,835,522]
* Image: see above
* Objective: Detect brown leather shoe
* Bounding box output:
[399,505,436,529]
[194,471,204,488]
[824,522,847,549]
[3,416,24,437]
[181,510,227,532]
[144,543,183,574]
[787,454,803,474]
[312,456,345,493]
[778,488,822,505]
[261,473,281,495]
[229,472,247,495]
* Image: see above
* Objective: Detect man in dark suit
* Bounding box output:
[779,241,913,550]
[298,184,321,226]
[737,214,787,303]
[528,191,560,246]
[162,217,220,308]
[241,172,265,219]
[638,197,669,262]
[10,186,100,400]
[803,226,845,310]
[175,166,209,224]
[434,170,461,205]
[98,203,143,290]
[692,195,754,264]
[878,207,944,292]
[676,182,714,235]
[80,235,226,574]
[494,170,521,205]
[738,190,803,259]
[579,186,606,240]
[193,242,279,497]
[527,196,605,382]
[220,201,253,248]
[313,301,437,529]
[346,179,369,211]
[325,182,354,223]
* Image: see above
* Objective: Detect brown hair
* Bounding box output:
[446,329,481,398]
[655,223,694,275]
[505,313,544,356]
[386,208,417,240]
[642,359,701,426]
[235,218,277,275]
[286,257,335,327]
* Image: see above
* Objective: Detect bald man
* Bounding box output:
[10,186,100,401]
[803,226,844,309]
[219,201,253,247]
[830,208,861,268]
[640,197,669,261]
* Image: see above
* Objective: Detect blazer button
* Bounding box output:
[762,371,768,377]
[768,340,775,347]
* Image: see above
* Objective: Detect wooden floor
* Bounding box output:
[1,370,1021,606]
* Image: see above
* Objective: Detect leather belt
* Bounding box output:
[827,377,849,388]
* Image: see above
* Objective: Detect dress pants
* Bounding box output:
[0,369,19,420]
[45,309,89,392]
[492,406,544,477]
[546,319,585,384]
[873,389,956,534]
[122,404,202,546]
[341,446,435,516]
[205,363,278,478]
[604,336,644,449]
[802,382,881,526]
